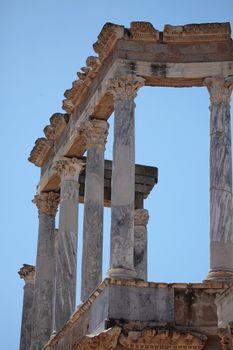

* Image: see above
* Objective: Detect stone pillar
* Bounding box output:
[80,119,109,301]
[18,264,35,350]
[134,209,149,280]
[205,76,233,281]
[107,75,144,278]
[53,157,84,330]
[31,192,59,350]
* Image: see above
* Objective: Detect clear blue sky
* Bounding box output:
[1,0,233,348]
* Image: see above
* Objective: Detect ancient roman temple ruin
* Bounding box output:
[19,21,233,349]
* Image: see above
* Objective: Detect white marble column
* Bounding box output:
[205,76,233,281]
[107,75,144,278]
[80,119,109,301]
[19,264,35,350]
[134,209,149,281]
[53,157,84,330]
[31,192,59,350]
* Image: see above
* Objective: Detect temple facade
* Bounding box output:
[19,21,233,349]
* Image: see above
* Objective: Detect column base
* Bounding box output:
[204,270,233,283]
[107,267,136,279]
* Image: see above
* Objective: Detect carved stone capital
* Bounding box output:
[53,157,85,181]
[18,264,35,284]
[218,329,233,350]
[107,75,145,101]
[204,76,233,105]
[32,191,59,216]
[134,209,149,226]
[79,119,109,149]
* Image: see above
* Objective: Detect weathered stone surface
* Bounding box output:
[108,75,144,278]
[31,192,59,350]
[216,285,233,328]
[163,23,231,43]
[130,21,160,42]
[81,119,108,301]
[204,76,233,282]
[53,157,84,331]
[28,137,53,167]
[18,265,35,350]
[134,209,149,280]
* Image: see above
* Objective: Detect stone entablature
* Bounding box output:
[28,21,233,180]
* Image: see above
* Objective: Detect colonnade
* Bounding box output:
[19,74,233,350]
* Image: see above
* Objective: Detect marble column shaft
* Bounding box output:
[134,209,149,281]
[81,119,109,301]
[53,157,84,330]
[19,264,35,350]
[108,75,144,278]
[205,76,233,280]
[31,192,59,350]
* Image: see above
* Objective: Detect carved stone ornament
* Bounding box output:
[28,137,53,167]
[134,209,149,226]
[53,157,85,181]
[204,76,233,105]
[130,22,159,42]
[93,22,124,62]
[107,75,145,101]
[18,264,35,284]
[218,330,233,350]
[79,119,109,149]
[62,98,75,114]
[74,327,121,350]
[119,330,207,350]
[163,22,231,43]
[32,191,59,216]
[44,113,68,143]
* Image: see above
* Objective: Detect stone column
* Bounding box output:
[80,119,109,301]
[134,209,149,280]
[107,75,144,278]
[31,191,59,350]
[205,76,233,281]
[18,264,35,350]
[53,157,84,330]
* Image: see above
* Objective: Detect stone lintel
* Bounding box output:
[163,22,231,43]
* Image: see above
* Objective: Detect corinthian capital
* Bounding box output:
[53,157,85,180]
[107,75,145,101]
[204,76,233,105]
[79,119,109,149]
[32,191,59,216]
[18,264,35,284]
[134,209,149,226]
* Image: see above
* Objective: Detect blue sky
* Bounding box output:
[1,0,233,348]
